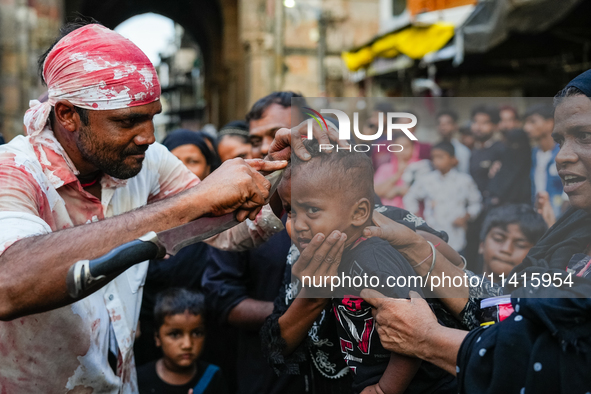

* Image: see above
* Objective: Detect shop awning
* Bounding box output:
[342,22,455,72]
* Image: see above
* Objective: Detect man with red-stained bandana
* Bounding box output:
[0,21,288,393]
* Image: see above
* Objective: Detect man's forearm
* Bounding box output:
[0,186,206,321]
[227,298,274,330]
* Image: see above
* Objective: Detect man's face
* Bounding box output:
[553,96,591,211]
[155,312,206,369]
[288,164,355,251]
[480,224,533,280]
[471,113,497,142]
[499,109,520,131]
[249,103,293,158]
[77,101,162,179]
[437,115,457,139]
[523,114,554,140]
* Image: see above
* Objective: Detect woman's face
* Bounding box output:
[171,144,211,180]
[217,136,253,162]
[553,95,591,211]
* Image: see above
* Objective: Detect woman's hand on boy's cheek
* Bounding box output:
[293,231,347,296]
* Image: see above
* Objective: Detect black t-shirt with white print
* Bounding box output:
[332,236,420,394]
[332,235,456,394]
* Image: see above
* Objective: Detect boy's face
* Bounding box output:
[480,224,534,278]
[460,132,475,150]
[280,165,368,251]
[431,148,457,174]
[156,312,206,369]
[523,114,554,140]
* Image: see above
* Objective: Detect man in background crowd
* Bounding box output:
[436,109,471,174]
[487,106,532,207]
[202,91,307,394]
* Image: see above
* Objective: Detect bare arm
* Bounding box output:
[227,299,275,330]
[362,353,421,394]
[365,212,469,317]
[277,295,328,355]
[0,159,285,320]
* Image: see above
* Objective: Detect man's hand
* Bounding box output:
[196,158,287,222]
[292,230,346,296]
[267,118,349,162]
[360,289,438,358]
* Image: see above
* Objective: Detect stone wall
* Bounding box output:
[0,0,63,141]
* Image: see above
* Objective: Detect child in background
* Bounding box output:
[479,204,547,282]
[287,139,456,394]
[403,141,481,252]
[137,288,227,394]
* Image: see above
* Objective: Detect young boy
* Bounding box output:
[403,141,481,252]
[479,204,547,283]
[137,288,227,394]
[285,140,456,394]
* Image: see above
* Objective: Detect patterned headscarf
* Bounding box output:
[24,24,161,136]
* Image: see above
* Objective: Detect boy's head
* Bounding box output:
[479,204,547,278]
[154,288,206,369]
[523,104,554,141]
[431,141,457,174]
[470,105,500,142]
[279,139,374,251]
[459,122,475,150]
[436,110,459,140]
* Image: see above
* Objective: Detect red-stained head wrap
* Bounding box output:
[24,24,161,137]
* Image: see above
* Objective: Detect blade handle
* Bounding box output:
[66,232,165,298]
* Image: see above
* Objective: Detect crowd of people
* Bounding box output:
[127,94,571,394]
[0,19,590,394]
[370,102,562,277]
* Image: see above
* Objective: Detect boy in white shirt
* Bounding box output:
[403,141,482,252]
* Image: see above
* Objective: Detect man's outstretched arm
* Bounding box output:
[0,158,285,321]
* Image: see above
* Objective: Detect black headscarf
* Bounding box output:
[565,68,591,96]
[162,129,220,171]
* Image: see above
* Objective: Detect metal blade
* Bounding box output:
[157,168,284,255]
